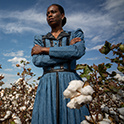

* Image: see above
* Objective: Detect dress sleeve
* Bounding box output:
[32,35,68,67]
[49,28,86,60]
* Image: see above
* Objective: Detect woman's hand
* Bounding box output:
[31,44,43,56]
[69,37,81,45]
[31,44,50,56]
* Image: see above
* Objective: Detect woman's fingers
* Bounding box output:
[70,37,81,45]
[31,44,43,56]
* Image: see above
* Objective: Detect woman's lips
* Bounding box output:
[48,18,54,22]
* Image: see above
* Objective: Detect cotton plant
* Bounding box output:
[0,77,38,123]
[63,80,94,109]
[101,105,124,122]
[81,113,113,124]
[0,61,38,123]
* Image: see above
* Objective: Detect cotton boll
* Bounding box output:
[76,95,92,105]
[68,80,83,92]
[63,89,72,98]
[81,120,90,124]
[109,110,116,115]
[81,85,94,95]
[85,114,103,122]
[119,115,124,120]
[63,89,81,99]
[101,104,105,109]
[20,106,26,111]
[12,114,22,124]
[85,115,93,122]
[102,106,109,113]
[98,121,110,124]
[104,114,109,119]
[15,94,20,99]
[71,92,81,98]
[0,89,4,97]
[75,95,87,104]
[67,98,76,109]
[15,78,23,85]
[102,118,112,123]
[2,111,12,120]
[74,102,83,109]
[98,114,103,121]
[12,100,18,106]
[85,95,92,103]
[118,107,124,116]
[28,103,34,110]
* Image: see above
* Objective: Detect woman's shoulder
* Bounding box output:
[34,34,44,41]
[33,34,45,45]
[66,28,84,38]
[66,28,83,34]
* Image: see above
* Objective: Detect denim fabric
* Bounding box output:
[31,29,89,124]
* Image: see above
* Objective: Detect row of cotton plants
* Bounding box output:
[0,61,38,124]
[63,79,124,124]
[0,42,124,123]
[63,42,124,124]
[0,78,38,124]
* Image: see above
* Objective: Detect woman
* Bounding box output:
[31,4,89,124]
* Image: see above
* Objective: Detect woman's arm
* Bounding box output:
[31,37,81,56]
[31,28,85,67]
[49,28,85,60]
[31,35,69,67]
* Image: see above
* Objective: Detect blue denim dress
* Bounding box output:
[31,28,89,124]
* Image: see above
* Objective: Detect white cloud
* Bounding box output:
[1,22,42,34]
[3,50,24,57]
[103,0,124,12]
[8,57,27,67]
[86,44,103,51]
[2,73,18,88]
[0,9,47,34]
[0,0,123,45]
[3,68,13,72]
[11,39,18,44]
[65,0,124,45]
[86,57,99,61]
[0,9,46,24]
[8,57,27,63]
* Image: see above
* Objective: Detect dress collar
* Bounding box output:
[42,31,70,40]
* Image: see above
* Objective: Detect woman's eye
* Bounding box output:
[51,10,56,13]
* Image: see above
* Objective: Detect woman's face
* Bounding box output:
[46,5,64,27]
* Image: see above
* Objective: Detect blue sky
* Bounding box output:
[0,0,124,87]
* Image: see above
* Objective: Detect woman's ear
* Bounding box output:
[61,13,65,20]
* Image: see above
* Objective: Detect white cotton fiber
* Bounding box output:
[67,98,76,109]
[63,89,72,98]
[81,85,94,95]
[68,80,84,92]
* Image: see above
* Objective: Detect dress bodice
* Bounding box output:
[32,28,86,73]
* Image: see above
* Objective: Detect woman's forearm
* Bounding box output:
[42,47,50,54]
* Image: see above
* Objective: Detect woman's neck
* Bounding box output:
[51,27,63,39]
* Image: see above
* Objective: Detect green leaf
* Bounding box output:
[10,121,15,124]
[80,73,91,79]
[110,71,116,77]
[84,65,93,74]
[75,64,86,70]
[105,63,112,68]
[99,41,111,55]
[117,65,124,73]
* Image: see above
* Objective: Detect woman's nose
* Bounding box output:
[48,12,52,17]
